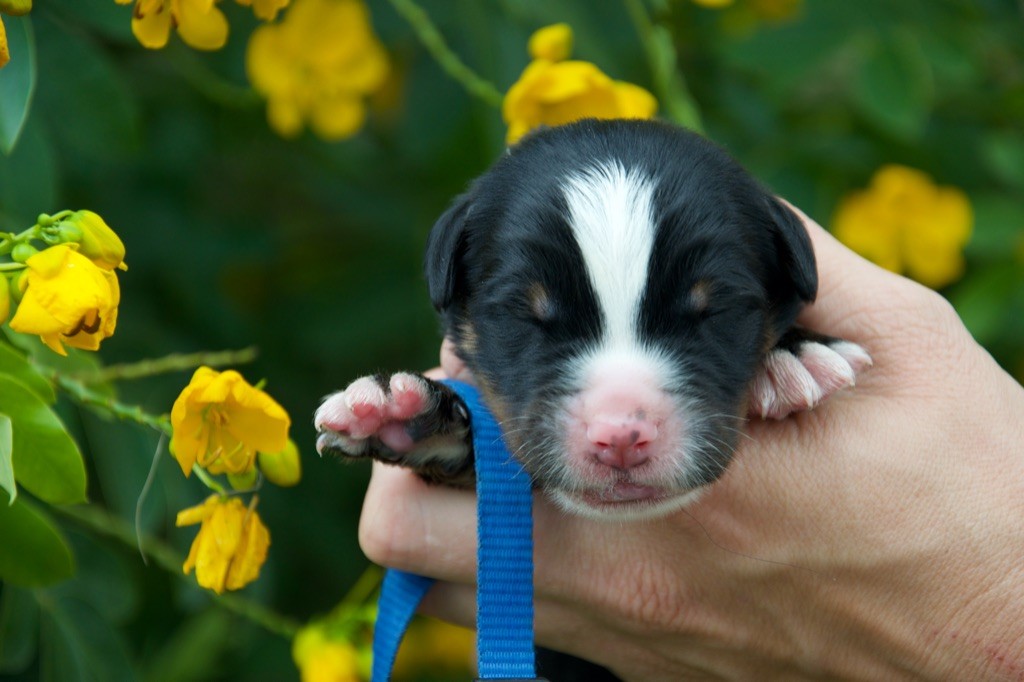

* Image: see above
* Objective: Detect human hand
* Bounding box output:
[359,209,1024,680]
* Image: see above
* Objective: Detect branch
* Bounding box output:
[385,0,504,109]
[623,0,705,132]
[49,371,172,435]
[69,346,259,385]
[55,503,301,639]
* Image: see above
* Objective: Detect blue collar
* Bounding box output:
[371,379,545,681]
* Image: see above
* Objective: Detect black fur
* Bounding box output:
[425,119,816,485]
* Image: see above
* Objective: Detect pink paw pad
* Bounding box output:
[387,373,429,420]
[314,373,434,457]
[749,341,872,420]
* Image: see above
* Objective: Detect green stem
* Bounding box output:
[47,371,173,434]
[623,0,704,132]
[328,564,383,621]
[385,0,504,108]
[169,45,262,109]
[45,210,74,224]
[55,503,301,639]
[0,262,26,272]
[193,465,228,496]
[70,346,259,384]
[0,224,42,257]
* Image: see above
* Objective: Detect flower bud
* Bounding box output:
[528,23,573,62]
[36,213,53,226]
[0,0,32,16]
[11,242,38,263]
[1,20,8,70]
[228,468,259,490]
[55,221,83,244]
[65,210,127,271]
[257,439,301,487]
[9,269,24,303]
[0,275,9,325]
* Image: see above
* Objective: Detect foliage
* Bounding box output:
[0,0,1021,680]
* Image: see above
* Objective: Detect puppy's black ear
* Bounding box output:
[766,196,817,301]
[424,192,473,312]
[763,196,817,334]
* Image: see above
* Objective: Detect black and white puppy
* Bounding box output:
[315,119,871,520]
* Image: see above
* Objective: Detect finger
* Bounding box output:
[360,460,715,607]
[419,580,620,664]
[359,462,478,582]
[441,337,475,382]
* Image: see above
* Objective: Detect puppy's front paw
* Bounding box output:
[749,331,872,420]
[315,373,474,486]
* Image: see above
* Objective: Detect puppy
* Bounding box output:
[315,119,871,521]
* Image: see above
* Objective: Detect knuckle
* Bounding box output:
[357,476,423,568]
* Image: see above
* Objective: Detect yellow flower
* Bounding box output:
[292,625,361,682]
[0,275,9,325]
[234,0,289,21]
[177,495,270,594]
[0,0,31,69]
[749,0,802,21]
[393,618,474,679]
[257,439,302,487]
[114,0,228,51]
[0,16,9,69]
[170,367,291,477]
[246,0,389,141]
[832,164,973,289]
[62,210,128,271]
[528,23,573,62]
[9,245,120,356]
[0,0,33,14]
[504,24,657,145]
[503,59,657,144]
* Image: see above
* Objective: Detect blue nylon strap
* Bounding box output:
[464,380,537,680]
[370,379,540,682]
[371,570,435,682]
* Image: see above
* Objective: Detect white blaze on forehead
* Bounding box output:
[562,161,657,349]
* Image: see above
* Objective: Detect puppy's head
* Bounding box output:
[426,120,816,519]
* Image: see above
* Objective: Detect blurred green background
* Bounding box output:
[1,0,1022,679]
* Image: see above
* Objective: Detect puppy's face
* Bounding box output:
[427,120,816,519]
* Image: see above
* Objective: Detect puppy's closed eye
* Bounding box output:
[688,279,712,315]
[527,281,555,322]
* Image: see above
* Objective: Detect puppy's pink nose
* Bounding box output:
[586,418,658,470]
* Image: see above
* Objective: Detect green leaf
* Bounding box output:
[0,339,56,403]
[0,375,87,505]
[0,13,36,154]
[0,586,39,672]
[47,0,135,44]
[853,31,934,140]
[0,413,14,504]
[966,194,1024,261]
[725,3,855,95]
[3,328,108,381]
[34,13,140,158]
[39,595,135,682]
[948,264,1020,346]
[982,131,1024,191]
[0,116,57,231]
[142,609,232,682]
[53,526,139,623]
[0,492,75,586]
